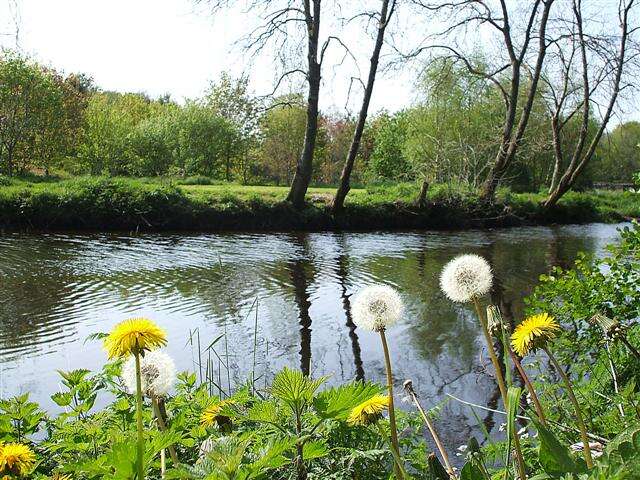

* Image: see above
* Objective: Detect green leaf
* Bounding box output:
[51,391,73,407]
[57,368,91,388]
[270,368,327,412]
[313,381,382,420]
[460,461,485,480]
[302,440,328,461]
[245,400,280,425]
[427,453,451,480]
[532,418,586,475]
[84,331,108,344]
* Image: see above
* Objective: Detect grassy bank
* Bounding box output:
[0,176,638,231]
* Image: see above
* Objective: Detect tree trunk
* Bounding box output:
[480,0,553,202]
[543,0,631,208]
[6,145,14,177]
[416,179,429,207]
[480,59,520,202]
[332,0,394,214]
[287,0,321,209]
[548,115,563,193]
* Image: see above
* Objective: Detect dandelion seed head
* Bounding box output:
[121,350,176,397]
[440,254,493,303]
[352,285,404,332]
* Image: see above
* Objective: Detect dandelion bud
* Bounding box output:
[121,350,176,397]
[590,313,626,340]
[440,254,493,303]
[352,285,404,332]
[486,305,504,336]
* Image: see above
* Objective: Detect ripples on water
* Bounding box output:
[0,223,626,450]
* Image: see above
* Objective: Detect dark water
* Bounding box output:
[0,223,626,450]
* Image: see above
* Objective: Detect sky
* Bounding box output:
[0,0,637,123]
[0,0,418,115]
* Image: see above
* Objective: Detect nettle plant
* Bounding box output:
[0,394,45,443]
[172,367,430,480]
[0,356,431,479]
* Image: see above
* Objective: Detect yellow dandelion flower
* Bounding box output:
[347,395,389,426]
[511,313,560,357]
[0,442,36,476]
[200,400,233,428]
[104,318,167,359]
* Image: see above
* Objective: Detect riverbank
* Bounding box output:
[0,177,638,231]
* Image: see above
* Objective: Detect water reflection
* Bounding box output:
[287,234,314,376]
[0,223,625,450]
[334,233,365,381]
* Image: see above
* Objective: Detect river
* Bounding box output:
[0,222,626,451]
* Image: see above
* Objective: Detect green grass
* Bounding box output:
[0,176,637,231]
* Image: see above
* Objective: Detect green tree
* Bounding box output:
[259,99,308,185]
[78,92,162,175]
[169,103,238,178]
[367,112,411,181]
[594,121,640,183]
[403,60,502,192]
[205,73,261,182]
[0,50,71,176]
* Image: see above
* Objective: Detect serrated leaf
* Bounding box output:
[51,391,73,407]
[313,381,383,421]
[270,368,327,412]
[302,440,328,461]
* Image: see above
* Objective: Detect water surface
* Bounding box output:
[0,223,625,450]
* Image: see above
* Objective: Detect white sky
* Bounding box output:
[0,0,637,123]
[0,0,418,115]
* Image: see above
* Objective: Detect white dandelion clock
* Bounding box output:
[122,350,176,397]
[352,284,404,332]
[440,254,493,303]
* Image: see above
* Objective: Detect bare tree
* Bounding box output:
[407,0,555,201]
[285,0,323,208]
[198,0,345,209]
[542,0,639,207]
[331,0,397,213]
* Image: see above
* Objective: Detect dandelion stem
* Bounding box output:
[152,396,179,465]
[379,329,404,479]
[404,380,456,479]
[506,387,528,480]
[543,346,593,468]
[376,423,409,479]
[134,350,145,480]
[473,298,508,406]
[508,347,547,425]
[620,336,640,361]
